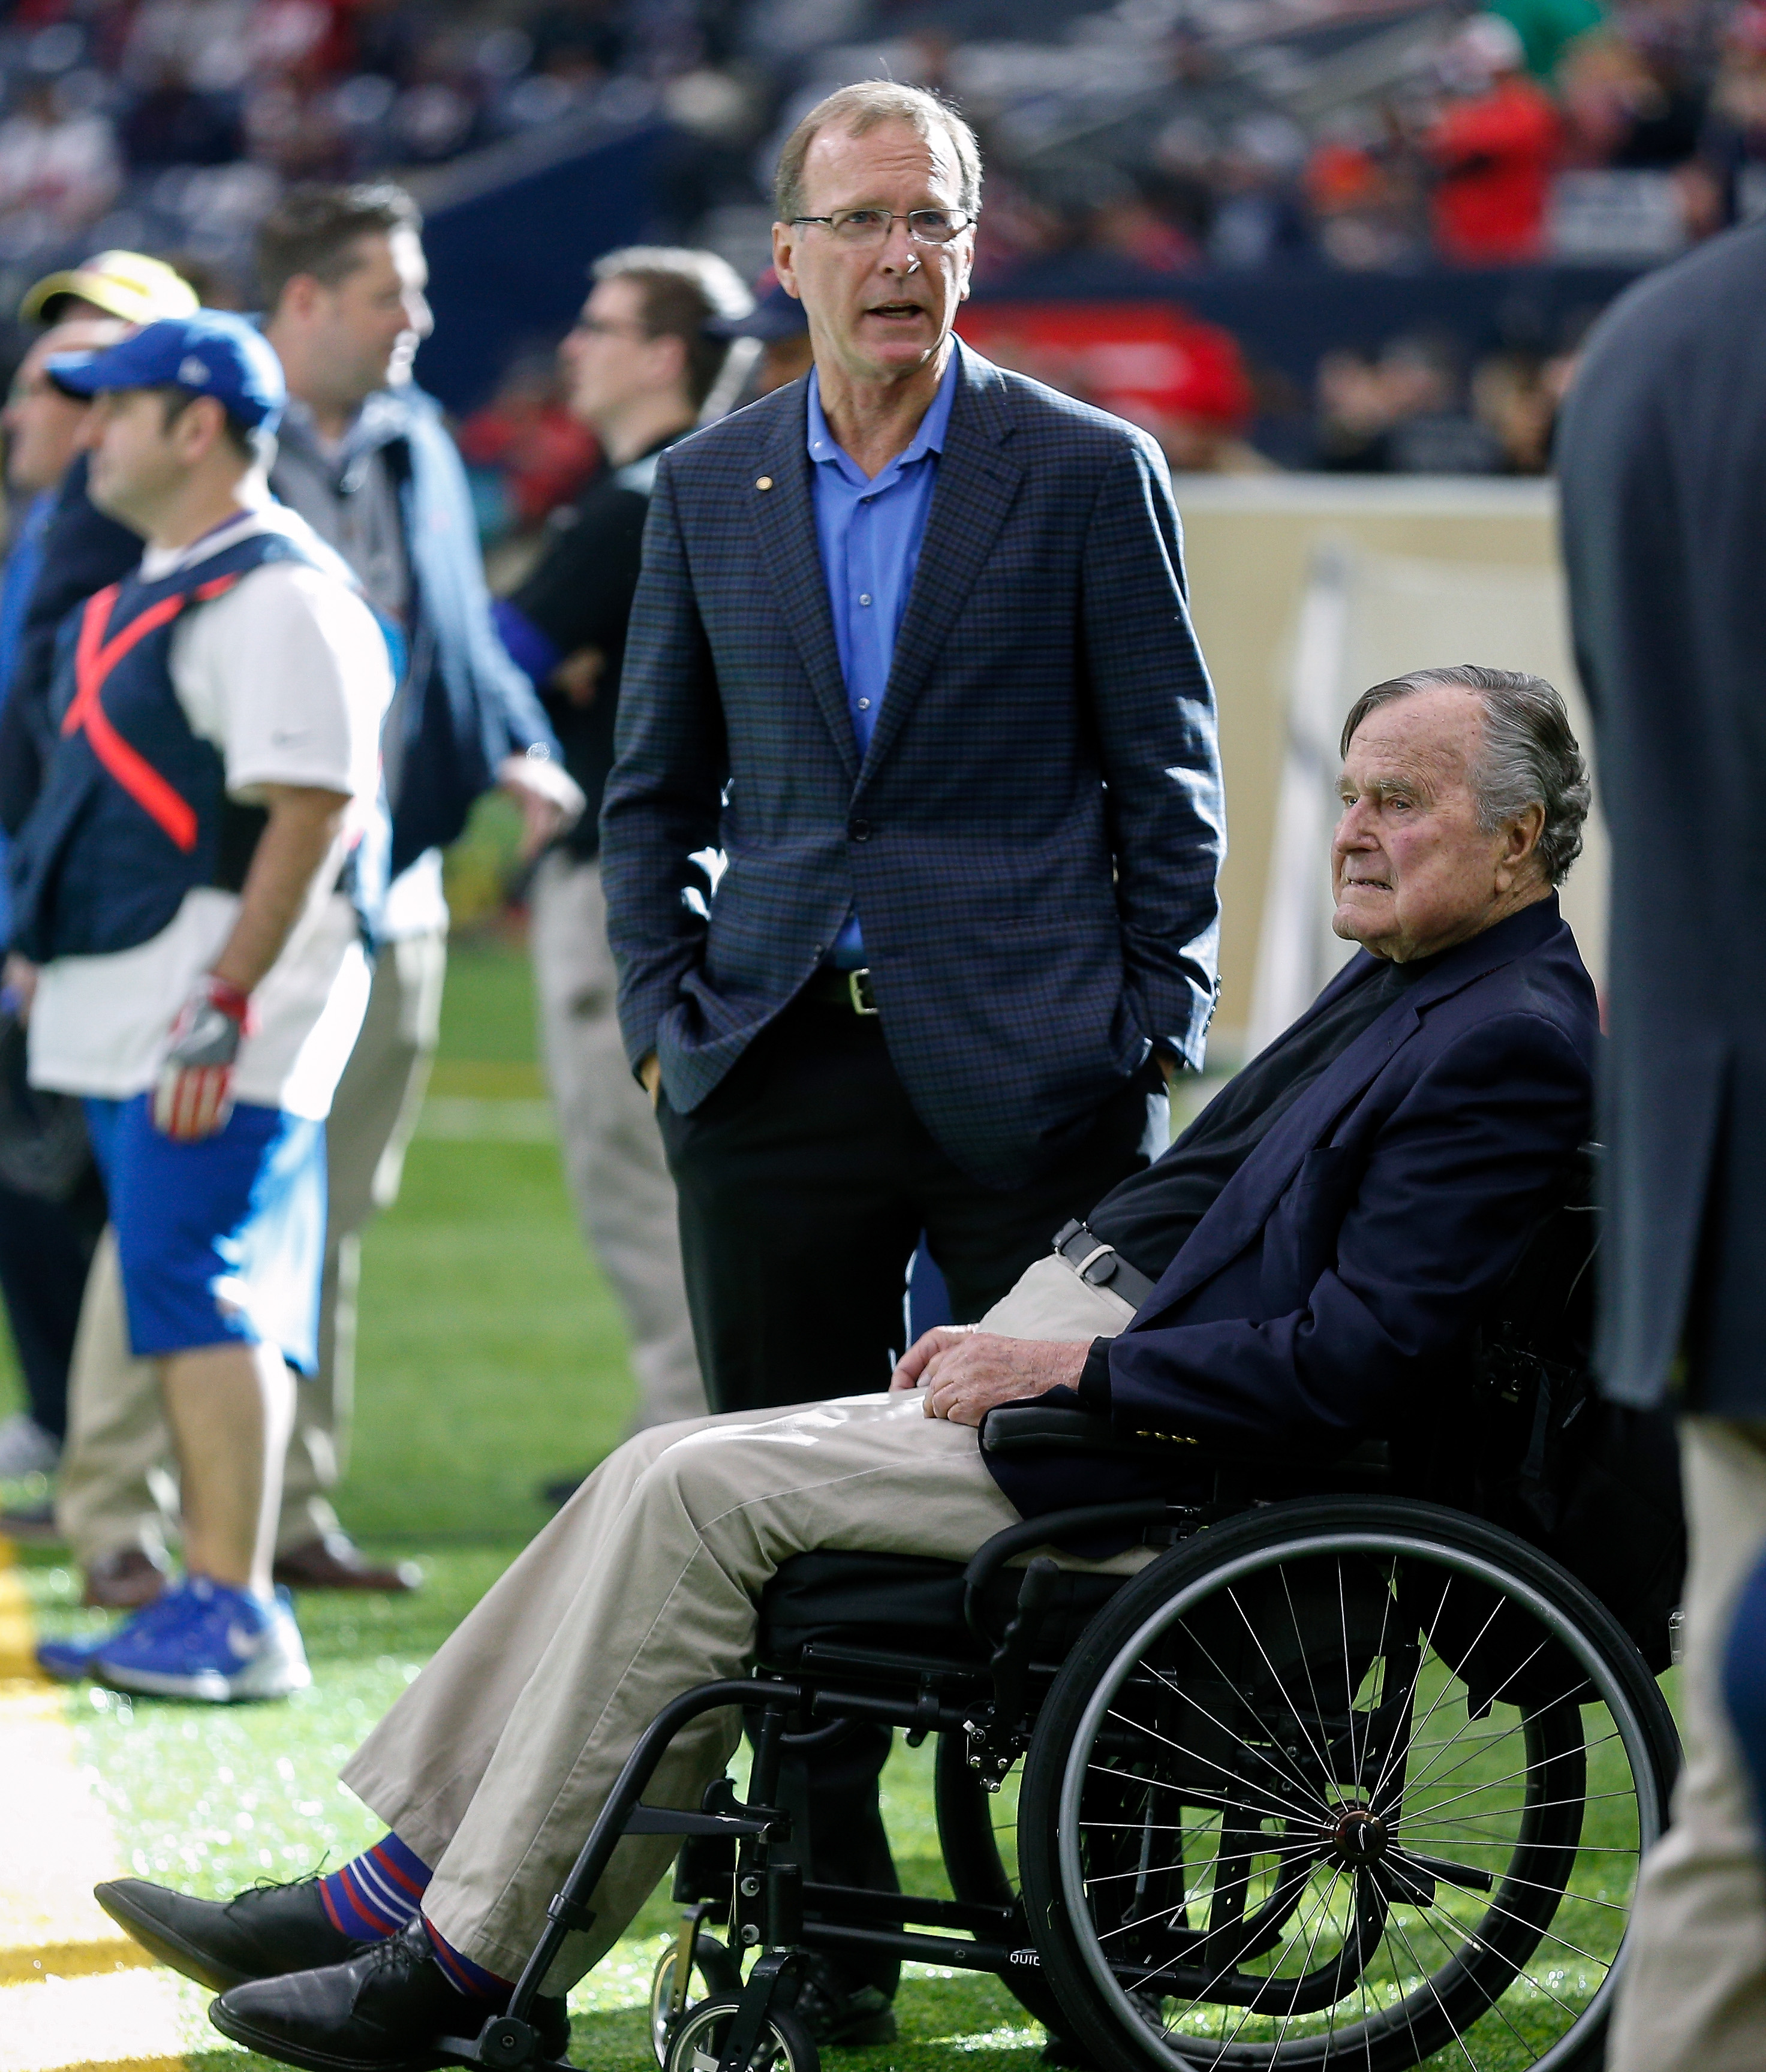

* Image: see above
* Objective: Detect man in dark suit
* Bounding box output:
[94,665,1602,2071]
[1558,218,1766,2071]
[600,80,1225,1417]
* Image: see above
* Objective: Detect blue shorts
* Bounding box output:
[84,1095,326,1372]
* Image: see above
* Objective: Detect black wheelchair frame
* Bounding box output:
[435,1434,1680,2072]
[441,1156,1681,2072]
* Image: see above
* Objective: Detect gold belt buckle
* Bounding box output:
[848,968,879,1016]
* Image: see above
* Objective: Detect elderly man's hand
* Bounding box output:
[889,1327,1090,1426]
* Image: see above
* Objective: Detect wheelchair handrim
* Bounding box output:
[1055,1525,1666,2071]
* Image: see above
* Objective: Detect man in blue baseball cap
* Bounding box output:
[10,310,394,1700]
[49,307,288,441]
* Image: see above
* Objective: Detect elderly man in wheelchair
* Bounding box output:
[92,664,1683,2072]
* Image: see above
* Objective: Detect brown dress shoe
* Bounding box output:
[272,1531,421,1593]
[83,1547,170,1609]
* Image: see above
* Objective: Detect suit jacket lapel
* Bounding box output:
[751,390,860,784]
[1139,902,1571,1314]
[858,345,1024,785]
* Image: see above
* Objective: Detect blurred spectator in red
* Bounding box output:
[1305,125,1425,268]
[1424,14,1563,263]
[458,354,600,538]
[249,0,357,83]
[1139,317,1273,472]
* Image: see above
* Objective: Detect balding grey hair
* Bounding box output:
[1339,663,1591,886]
[774,81,982,227]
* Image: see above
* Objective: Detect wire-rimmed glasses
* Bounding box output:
[789,207,977,247]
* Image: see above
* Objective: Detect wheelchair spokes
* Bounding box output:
[1021,1505,1674,2071]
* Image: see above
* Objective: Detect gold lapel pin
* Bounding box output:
[756,475,774,490]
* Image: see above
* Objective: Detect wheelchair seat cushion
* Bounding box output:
[756,1550,1129,1674]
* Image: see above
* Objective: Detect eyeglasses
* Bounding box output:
[573,316,653,339]
[789,207,976,248]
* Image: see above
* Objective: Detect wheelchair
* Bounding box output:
[442,1186,1682,2072]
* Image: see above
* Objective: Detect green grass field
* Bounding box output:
[4,933,1663,2072]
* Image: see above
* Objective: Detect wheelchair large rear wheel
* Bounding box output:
[1017,1497,1678,2072]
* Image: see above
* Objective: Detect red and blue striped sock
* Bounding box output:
[423,1914,515,1999]
[316,1833,431,1941]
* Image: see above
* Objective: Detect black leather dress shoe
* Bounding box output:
[791,1953,897,2046]
[95,1875,367,1991]
[209,1920,570,2072]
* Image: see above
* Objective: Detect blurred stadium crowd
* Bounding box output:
[0,0,1749,467]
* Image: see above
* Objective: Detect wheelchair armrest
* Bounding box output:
[980,1405,1157,1459]
[980,1404,1393,1478]
[959,1498,1173,1645]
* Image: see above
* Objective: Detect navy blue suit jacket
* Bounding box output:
[600,342,1225,1191]
[988,898,1598,1516]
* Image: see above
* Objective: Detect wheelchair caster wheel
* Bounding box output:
[649,1937,741,2065]
[662,1993,819,2072]
[477,2017,537,2066]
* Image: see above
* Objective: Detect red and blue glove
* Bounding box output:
[152,975,255,1140]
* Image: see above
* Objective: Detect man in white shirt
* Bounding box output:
[43,185,582,1607]
[14,311,391,1700]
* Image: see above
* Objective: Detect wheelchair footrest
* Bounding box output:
[628,1803,783,1841]
[437,2023,579,2072]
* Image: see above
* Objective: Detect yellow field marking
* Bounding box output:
[0,1532,41,1682]
[0,1536,209,2071]
[0,1966,216,2072]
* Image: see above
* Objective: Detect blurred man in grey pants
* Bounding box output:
[1559,215,1766,2071]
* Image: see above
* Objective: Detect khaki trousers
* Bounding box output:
[529,853,703,1430]
[340,1264,1138,1988]
[55,930,446,1564]
[1608,1416,1766,2072]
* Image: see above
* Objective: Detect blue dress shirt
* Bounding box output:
[806,351,959,966]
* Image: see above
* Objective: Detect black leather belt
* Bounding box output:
[806,966,879,1015]
[1052,1219,1157,1309]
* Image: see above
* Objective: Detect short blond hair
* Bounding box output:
[774,82,982,225]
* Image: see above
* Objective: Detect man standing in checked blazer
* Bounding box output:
[602,79,1226,1420]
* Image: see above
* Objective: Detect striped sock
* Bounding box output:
[316,1833,431,1941]
[423,1914,515,1999]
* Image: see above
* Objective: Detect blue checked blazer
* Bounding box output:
[600,342,1225,1191]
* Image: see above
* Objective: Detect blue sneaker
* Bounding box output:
[92,1577,311,1702]
[37,1589,189,1682]
[37,1628,113,1681]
